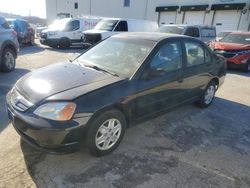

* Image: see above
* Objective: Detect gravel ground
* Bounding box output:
[0,41,249,188]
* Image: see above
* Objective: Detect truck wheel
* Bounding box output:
[0,48,16,72]
[59,38,70,49]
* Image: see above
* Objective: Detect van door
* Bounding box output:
[64,20,81,42]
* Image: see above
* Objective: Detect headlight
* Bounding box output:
[34,102,76,121]
[238,50,250,55]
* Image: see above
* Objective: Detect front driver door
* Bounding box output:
[133,39,185,119]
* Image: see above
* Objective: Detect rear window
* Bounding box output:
[201,28,216,37]
[159,26,184,34]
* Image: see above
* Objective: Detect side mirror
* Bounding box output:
[142,68,165,80]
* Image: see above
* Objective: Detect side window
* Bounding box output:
[114,21,128,32]
[65,20,80,31]
[150,41,182,72]
[184,41,205,67]
[185,27,200,38]
[204,48,212,63]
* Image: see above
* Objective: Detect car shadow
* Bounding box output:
[227,70,250,77]
[19,44,45,56]
[20,96,250,187]
[0,68,30,133]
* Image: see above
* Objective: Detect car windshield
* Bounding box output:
[94,20,118,31]
[159,26,184,34]
[217,32,230,38]
[48,19,70,30]
[220,33,250,45]
[75,37,155,77]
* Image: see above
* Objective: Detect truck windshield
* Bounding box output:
[48,19,71,30]
[159,26,184,34]
[94,20,118,31]
[220,33,250,45]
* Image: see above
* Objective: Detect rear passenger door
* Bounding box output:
[181,39,213,98]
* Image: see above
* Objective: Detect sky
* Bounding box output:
[0,0,46,18]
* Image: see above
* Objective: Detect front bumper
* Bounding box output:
[6,96,92,154]
[40,38,60,47]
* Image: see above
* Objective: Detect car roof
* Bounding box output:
[113,32,189,42]
[161,24,215,28]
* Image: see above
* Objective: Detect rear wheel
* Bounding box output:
[198,81,216,108]
[242,62,250,72]
[86,109,127,157]
[0,48,16,72]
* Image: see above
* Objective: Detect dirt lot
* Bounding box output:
[0,42,250,188]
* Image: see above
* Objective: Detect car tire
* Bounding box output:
[86,109,127,157]
[242,62,250,72]
[28,35,35,46]
[198,81,216,108]
[0,48,16,73]
[59,38,70,49]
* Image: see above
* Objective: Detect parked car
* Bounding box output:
[6,33,226,156]
[209,32,250,72]
[7,18,35,46]
[40,17,101,48]
[159,24,216,43]
[0,17,19,72]
[83,18,159,45]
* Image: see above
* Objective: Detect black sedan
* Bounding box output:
[6,33,226,156]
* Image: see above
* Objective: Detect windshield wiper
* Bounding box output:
[84,64,119,77]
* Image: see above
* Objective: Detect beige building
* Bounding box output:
[46,0,250,33]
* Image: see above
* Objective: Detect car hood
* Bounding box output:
[15,62,122,104]
[211,42,250,51]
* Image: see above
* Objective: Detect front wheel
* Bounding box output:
[198,81,216,108]
[86,109,127,157]
[0,48,16,72]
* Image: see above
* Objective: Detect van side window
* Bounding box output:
[185,27,200,38]
[65,20,80,31]
[150,41,182,72]
[184,41,205,67]
[115,21,128,32]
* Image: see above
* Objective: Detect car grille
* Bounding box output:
[10,89,33,112]
[214,50,237,59]
[40,33,47,39]
[84,33,101,44]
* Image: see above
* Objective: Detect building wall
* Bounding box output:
[46,0,250,31]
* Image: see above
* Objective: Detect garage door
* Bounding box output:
[213,10,241,33]
[159,11,177,25]
[183,11,205,24]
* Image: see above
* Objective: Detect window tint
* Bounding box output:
[115,21,128,32]
[185,41,205,67]
[204,48,212,63]
[124,0,130,7]
[150,41,182,72]
[65,20,80,31]
[185,27,200,37]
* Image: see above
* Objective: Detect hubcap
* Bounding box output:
[95,118,122,150]
[204,85,215,105]
[4,51,15,69]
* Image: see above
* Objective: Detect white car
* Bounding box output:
[83,18,159,45]
[40,17,101,48]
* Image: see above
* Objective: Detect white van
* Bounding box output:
[159,25,216,42]
[83,18,159,44]
[40,17,101,48]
